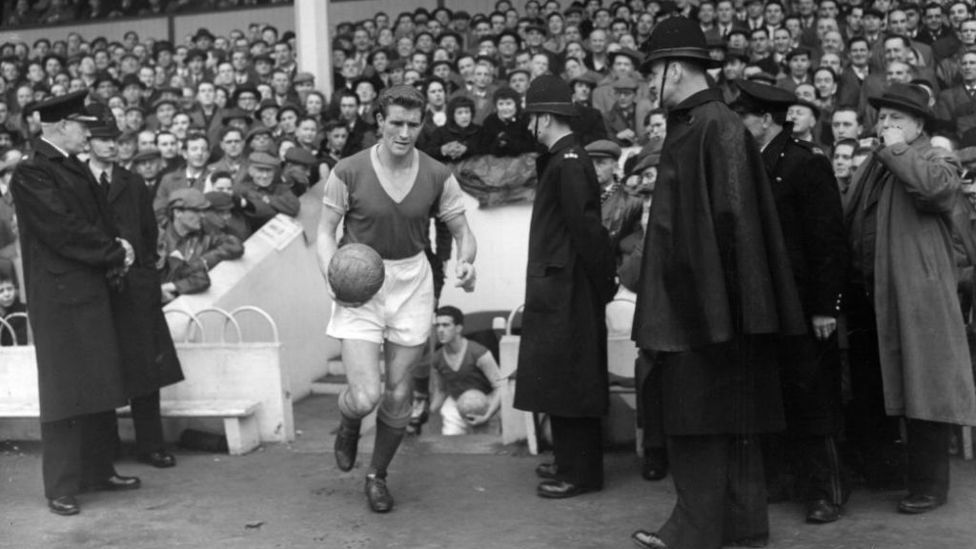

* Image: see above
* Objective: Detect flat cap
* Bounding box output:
[293,72,315,84]
[612,75,639,90]
[204,191,234,211]
[284,147,318,166]
[221,108,252,124]
[248,151,279,168]
[246,125,274,141]
[168,188,210,210]
[585,139,622,159]
[131,148,162,164]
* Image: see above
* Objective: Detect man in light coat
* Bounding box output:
[843,83,976,514]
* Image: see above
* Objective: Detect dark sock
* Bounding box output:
[414,376,430,398]
[368,419,406,478]
[340,414,362,434]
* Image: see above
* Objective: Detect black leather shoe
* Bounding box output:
[806,499,842,523]
[84,474,141,492]
[536,479,600,499]
[631,530,667,549]
[137,451,176,468]
[641,448,669,481]
[334,426,360,472]
[48,496,80,516]
[535,462,557,479]
[365,474,394,513]
[898,493,946,514]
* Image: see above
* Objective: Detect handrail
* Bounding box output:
[506,304,525,335]
[163,309,204,344]
[3,312,30,345]
[229,306,280,344]
[189,307,244,344]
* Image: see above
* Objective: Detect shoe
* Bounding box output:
[83,474,141,492]
[364,474,394,513]
[48,496,80,516]
[805,499,842,523]
[631,530,667,549]
[536,479,600,499]
[897,493,946,514]
[535,462,557,479]
[137,451,176,468]
[641,448,668,481]
[334,425,360,472]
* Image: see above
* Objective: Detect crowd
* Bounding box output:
[1,0,976,544]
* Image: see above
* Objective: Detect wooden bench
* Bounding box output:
[0,399,262,456]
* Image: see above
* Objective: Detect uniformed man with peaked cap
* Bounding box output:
[631,18,805,549]
[732,78,849,524]
[514,75,617,499]
[9,90,142,516]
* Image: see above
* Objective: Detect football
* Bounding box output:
[456,389,490,418]
[327,243,385,305]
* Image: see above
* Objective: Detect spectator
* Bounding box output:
[0,267,26,347]
[604,75,652,147]
[158,188,244,303]
[233,151,300,233]
[153,133,212,218]
[208,127,249,185]
[424,95,482,162]
[478,87,532,156]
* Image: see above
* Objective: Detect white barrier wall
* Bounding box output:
[165,214,336,401]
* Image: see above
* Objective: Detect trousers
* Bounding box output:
[41,410,117,499]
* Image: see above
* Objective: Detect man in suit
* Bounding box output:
[514,75,617,500]
[84,103,184,469]
[10,90,140,516]
[733,80,849,524]
[152,133,212,219]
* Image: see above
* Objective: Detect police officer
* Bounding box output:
[514,75,617,499]
[732,78,848,524]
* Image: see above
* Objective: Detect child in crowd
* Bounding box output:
[0,273,26,346]
[478,87,534,157]
[319,120,349,169]
[424,95,481,163]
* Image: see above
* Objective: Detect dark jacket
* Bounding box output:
[424,122,482,163]
[514,134,617,418]
[478,113,534,157]
[762,128,846,319]
[570,101,609,146]
[10,139,128,422]
[157,218,244,296]
[0,299,27,346]
[233,177,301,234]
[103,165,184,398]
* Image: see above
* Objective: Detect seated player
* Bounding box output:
[428,306,504,435]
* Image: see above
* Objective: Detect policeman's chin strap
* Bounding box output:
[658,59,671,110]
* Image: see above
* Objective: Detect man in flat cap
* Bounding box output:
[605,75,653,147]
[233,151,300,234]
[514,75,617,500]
[733,79,848,524]
[585,139,643,266]
[10,90,141,516]
[844,83,976,515]
[631,18,805,549]
[84,102,183,470]
[158,188,243,303]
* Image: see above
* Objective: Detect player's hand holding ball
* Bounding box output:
[455,260,476,292]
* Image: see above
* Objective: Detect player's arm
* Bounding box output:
[440,174,477,291]
[469,352,503,426]
[316,207,342,281]
[428,366,446,413]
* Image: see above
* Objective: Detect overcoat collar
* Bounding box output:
[669,87,724,119]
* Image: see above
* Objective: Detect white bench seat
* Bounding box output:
[0,399,262,456]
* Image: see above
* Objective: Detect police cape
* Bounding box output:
[631,89,807,434]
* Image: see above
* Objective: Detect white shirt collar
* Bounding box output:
[40,137,69,158]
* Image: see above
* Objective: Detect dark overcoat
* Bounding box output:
[762,128,847,435]
[514,134,617,418]
[104,165,184,398]
[10,139,128,422]
[632,89,806,434]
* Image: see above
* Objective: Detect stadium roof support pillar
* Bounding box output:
[295,0,333,100]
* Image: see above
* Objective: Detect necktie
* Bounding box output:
[100,171,110,188]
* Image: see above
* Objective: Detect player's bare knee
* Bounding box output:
[346,385,382,416]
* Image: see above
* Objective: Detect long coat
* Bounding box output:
[514,134,617,418]
[763,128,847,435]
[844,136,976,425]
[632,89,806,434]
[10,139,128,422]
[104,165,184,398]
